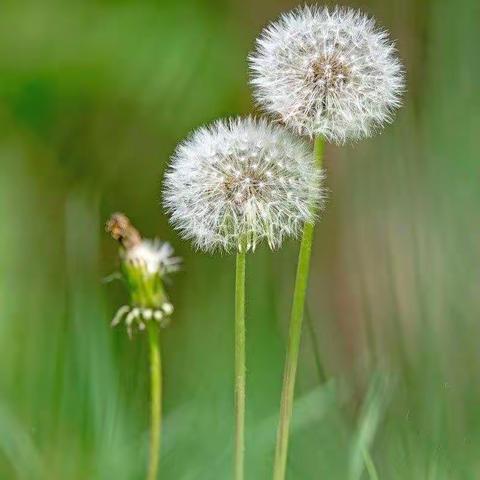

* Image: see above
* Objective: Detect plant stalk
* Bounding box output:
[147,322,162,480]
[234,248,246,480]
[363,449,380,480]
[272,137,324,480]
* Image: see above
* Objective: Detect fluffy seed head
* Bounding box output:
[249,6,405,143]
[106,212,181,277]
[123,240,182,276]
[163,117,325,253]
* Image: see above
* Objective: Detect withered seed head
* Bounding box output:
[106,212,142,250]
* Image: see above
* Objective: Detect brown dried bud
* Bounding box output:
[106,212,142,251]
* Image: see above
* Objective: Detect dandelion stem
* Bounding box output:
[363,449,380,480]
[147,322,162,480]
[234,248,246,480]
[273,137,324,480]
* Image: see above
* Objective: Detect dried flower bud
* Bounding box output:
[106,212,142,250]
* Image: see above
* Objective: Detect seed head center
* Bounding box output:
[312,56,350,90]
[221,163,269,207]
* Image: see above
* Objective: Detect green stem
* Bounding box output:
[147,322,162,480]
[273,137,324,480]
[362,449,379,480]
[234,249,246,480]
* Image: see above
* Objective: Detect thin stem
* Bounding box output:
[273,137,324,480]
[234,249,246,480]
[362,449,379,480]
[147,322,162,480]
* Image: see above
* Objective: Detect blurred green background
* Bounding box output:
[0,0,479,478]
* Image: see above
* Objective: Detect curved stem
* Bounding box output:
[147,322,162,480]
[273,137,324,480]
[234,249,246,480]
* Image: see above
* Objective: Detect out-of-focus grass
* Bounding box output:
[0,0,479,478]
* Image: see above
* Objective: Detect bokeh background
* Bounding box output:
[1,0,479,478]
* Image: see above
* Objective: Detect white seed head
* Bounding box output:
[123,239,181,276]
[163,117,325,253]
[249,6,405,143]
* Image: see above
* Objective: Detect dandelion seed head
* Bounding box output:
[106,213,179,335]
[163,117,325,253]
[249,6,405,143]
[123,239,182,276]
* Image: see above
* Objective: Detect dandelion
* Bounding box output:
[249,6,404,143]
[163,117,323,253]
[163,117,324,480]
[249,7,405,480]
[106,212,181,480]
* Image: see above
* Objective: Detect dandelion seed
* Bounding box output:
[163,117,325,253]
[249,6,405,143]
